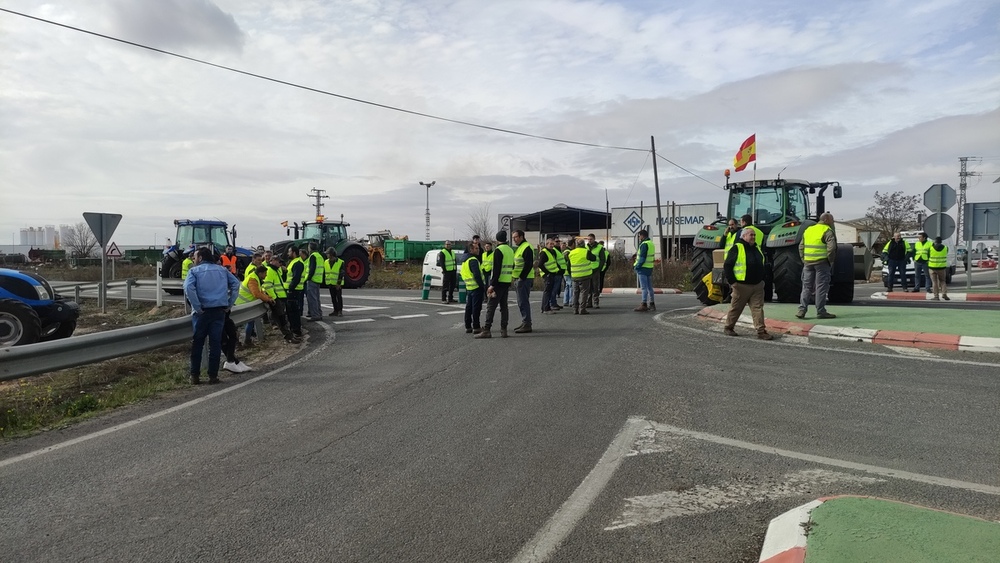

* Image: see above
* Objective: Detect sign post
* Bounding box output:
[83,212,122,313]
[106,242,123,281]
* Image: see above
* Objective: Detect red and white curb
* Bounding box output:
[758,499,822,563]
[698,307,1000,353]
[600,288,682,295]
[871,292,1000,301]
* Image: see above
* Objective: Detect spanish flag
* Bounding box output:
[733,134,756,172]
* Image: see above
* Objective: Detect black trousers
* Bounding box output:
[222,314,239,363]
[268,299,294,339]
[442,271,457,301]
[465,288,484,329]
[483,284,510,330]
[286,289,304,333]
[327,285,343,313]
[540,275,558,312]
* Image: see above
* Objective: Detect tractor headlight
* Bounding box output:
[34,284,50,300]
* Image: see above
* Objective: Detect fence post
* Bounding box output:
[125,279,133,310]
[75,285,82,304]
[156,261,163,307]
[421,275,432,300]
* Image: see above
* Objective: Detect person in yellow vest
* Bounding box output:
[244,252,264,281]
[911,232,933,293]
[324,247,345,317]
[586,234,608,309]
[304,242,325,321]
[797,212,838,319]
[461,240,485,334]
[511,230,535,333]
[436,240,458,303]
[181,246,196,280]
[723,219,740,253]
[633,229,656,311]
[547,237,566,310]
[561,240,573,306]
[480,241,494,283]
[535,237,563,314]
[223,261,271,373]
[881,232,912,292]
[284,247,308,337]
[239,252,265,346]
[262,256,299,342]
[475,231,515,339]
[723,229,772,339]
[927,236,950,301]
[568,238,596,315]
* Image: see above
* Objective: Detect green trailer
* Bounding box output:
[384,240,449,262]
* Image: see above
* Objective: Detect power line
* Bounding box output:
[654,153,724,189]
[0,7,646,153]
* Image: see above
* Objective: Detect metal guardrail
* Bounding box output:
[0,301,266,381]
[52,278,184,309]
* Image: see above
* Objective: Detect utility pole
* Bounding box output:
[957,157,981,244]
[306,187,329,218]
[650,137,665,271]
[419,181,435,240]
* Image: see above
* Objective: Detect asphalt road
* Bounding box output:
[2,289,998,562]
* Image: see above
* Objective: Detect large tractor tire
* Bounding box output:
[772,246,803,303]
[40,320,77,342]
[340,246,371,289]
[0,298,42,347]
[164,260,184,295]
[828,245,856,304]
[689,248,719,305]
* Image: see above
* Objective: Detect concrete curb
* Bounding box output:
[758,496,999,563]
[600,287,682,295]
[871,292,1000,302]
[696,307,1000,353]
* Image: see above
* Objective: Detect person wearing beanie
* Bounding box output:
[927,236,951,301]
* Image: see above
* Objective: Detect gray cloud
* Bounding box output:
[109,0,245,53]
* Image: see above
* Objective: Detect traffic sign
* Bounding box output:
[922,213,956,240]
[83,212,122,247]
[106,242,123,258]
[923,184,956,212]
[858,231,879,249]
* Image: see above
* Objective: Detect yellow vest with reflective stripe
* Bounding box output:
[181,257,194,280]
[802,224,830,262]
[235,271,260,304]
[589,244,601,273]
[634,239,655,269]
[569,247,593,279]
[731,243,764,282]
[262,265,287,299]
[460,256,481,290]
[745,225,764,249]
[513,241,535,279]
[554,247,567,270]
[541,247,561,273]
[440,248,456,272]
[286,257,307,290]
[913,240,932,261]
[496,245,514,283]
[480,251,493,275]
[724,231,738,253]
[324,258,343,285]
[928,246,948,269]
[309,252,325,283]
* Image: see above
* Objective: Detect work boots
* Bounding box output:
[514,323,532,334]
[500,329,509,338]
[634,303,648,312]
[475,329,492,339]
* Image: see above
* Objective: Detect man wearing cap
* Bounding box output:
[911,232,932,293]
[797,212,838,319]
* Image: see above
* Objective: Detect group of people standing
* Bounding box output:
[451,230,619,339]
[882,231,950,299]
[183,242,346,384]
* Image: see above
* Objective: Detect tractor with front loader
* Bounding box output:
[689,178,857,305]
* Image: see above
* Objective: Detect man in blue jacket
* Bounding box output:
[184,247,241,385]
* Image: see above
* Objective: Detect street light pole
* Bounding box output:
[419,181,435,240]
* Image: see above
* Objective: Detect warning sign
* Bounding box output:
[106,242,123,258]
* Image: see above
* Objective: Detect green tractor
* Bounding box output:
[689,178,855,305]
[270,216,371,289]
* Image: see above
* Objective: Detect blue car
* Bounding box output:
[0,268,80,347]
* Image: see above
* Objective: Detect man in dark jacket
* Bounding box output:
[722,229,772,340]
[882,232,912,292]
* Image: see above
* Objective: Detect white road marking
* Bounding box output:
[333,318,374,324]
[510,417,647,563]
[324,305,388,312]
[651,422,1000,496]
[605,469,882,530]
[0,323,337,469]
[390,314,428,320]
[438,310,464,315]
[884,345,935,357]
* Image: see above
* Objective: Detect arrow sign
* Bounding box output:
[106,242,123,258]
[83,212,122,247]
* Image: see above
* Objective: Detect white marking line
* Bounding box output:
[334,318,374,324]
[0,323,337,470]
[324,305,388,312]
[438,310,465,315]
[510,417,647,563]
[651,422,1000,496]
[390,314,428,320]
[884,345,935,357]
[605,469,882,530]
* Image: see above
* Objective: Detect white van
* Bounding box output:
[880,230,957,287]
[422,249,468,287]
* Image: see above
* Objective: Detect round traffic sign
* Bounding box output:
[922,212,956,240]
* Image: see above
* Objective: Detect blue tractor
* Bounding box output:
[160,219,254,294]
[0,268,80,347]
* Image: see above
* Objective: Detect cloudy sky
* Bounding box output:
[2,0,998,249]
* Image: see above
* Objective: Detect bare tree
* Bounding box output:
[865,191,922,242]
[62,222,99,258]
[466,202,494,243]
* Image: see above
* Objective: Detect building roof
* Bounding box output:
[510,203,610,234]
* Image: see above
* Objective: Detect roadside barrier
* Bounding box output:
[421,274,432,300]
